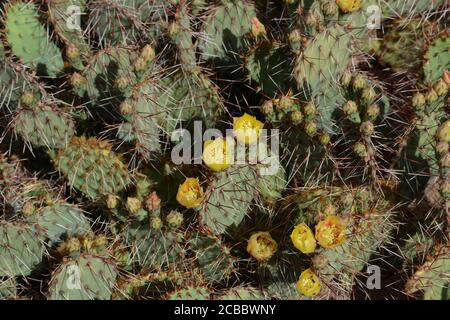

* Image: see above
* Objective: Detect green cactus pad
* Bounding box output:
[13,105,75,150]
[126,222,185,269]
[245,43,293,98]
[47,0,91,70]
[0,221,46,277]
[117,95,161,159]
[72,47,136,99]
[294,24,351,95]
[29,203,91,244]
[218,286,266,300]
[199,165,259,235]
[156,72,223,133]
[87,0,167,45]
[4,1,64,77]
[198,0,257,63]
[424,32,450,84]
[190,233,236,283]
[55,136,131,199]
[379,20,436,73]
[48,255,118,300]
[167,285,211,300]
[405,248,450,300]
[0,277,17,299]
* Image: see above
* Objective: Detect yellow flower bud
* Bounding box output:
[290,223,317,254]
[126,197,142,214]
[233,113,264,144]
[202,137,234,172]
[176,178,204,209]
[296,269,321,297]
[315,215,346,249]
[251,17,267,40]
[247,231,277,261]
[336,0,361,13]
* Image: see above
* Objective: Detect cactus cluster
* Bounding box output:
[0,0,449,300]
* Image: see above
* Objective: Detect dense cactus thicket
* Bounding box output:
[0,0,449,300]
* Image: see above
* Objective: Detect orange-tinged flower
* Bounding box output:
[176,178,204,209]
[290,223,317,254]
[315,215,346,249]
[247,231,277,261]
[336,0,361,13]
[296,269,321,297]
[251,17,267,40]
[202,137,234,172]
[233,113,264,144]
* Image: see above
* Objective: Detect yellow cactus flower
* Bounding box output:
[202,137,234,172]
[315,215,346,249]
[176,178,204,209]
[296,269,321,297]
[336,0,361,13]
[247,231,277,261]
[233,113,264,144]
[290,223,317,254]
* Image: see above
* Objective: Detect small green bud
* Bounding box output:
[360,121,374,137]
[412,92,426,109]
[304,120,317,136]
[436,120,450,143]
[151,216,163,230]
[115,75,131,90]
[133,57,147,72]
[21,201,35,216]
[425,89,438,103]
[306,13,318,27]
[70,72,87,88]
[289,29,302,44]
[20,91,35,107]
[303,102,316,117]
[343,100,358,115]
[106,194,119,209]
[361,87,377,103]
[140,44,155,62]
[290,110,304,125]
[119,100,133,115]
[340,72,352,87]
[166,210,184,228]
[352,74,366,90]
[261,100,274,115]
[278,95,296,111]
[126,197,142,215]
[66,44,80,60]
[353,142,367,157]
[433,79,448,97]
[365,104,380,121]
[319,132,331,146]
[321,1,338,16]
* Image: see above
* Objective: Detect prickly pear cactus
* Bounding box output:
[48,255,118,300]
[0,0,449,301]
[4,1,64,77]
